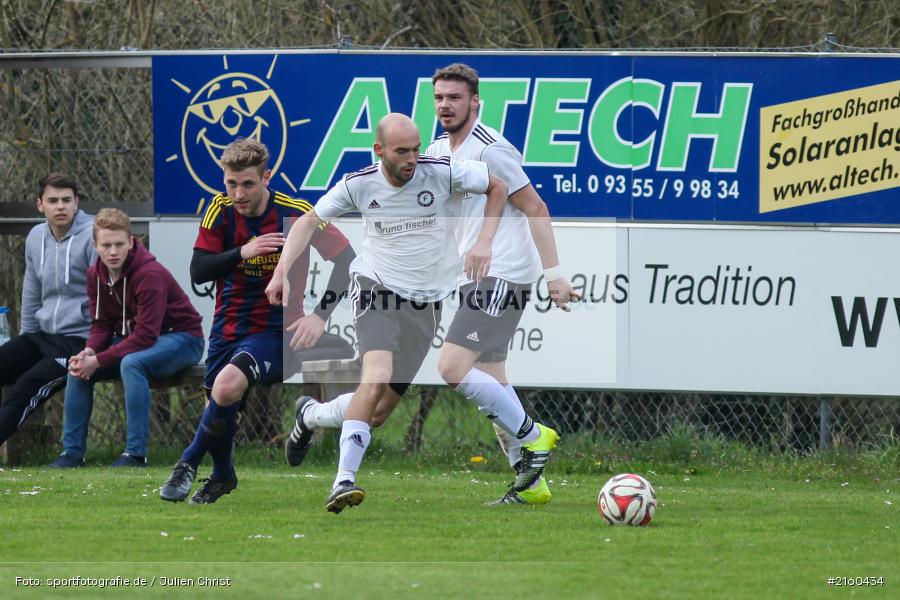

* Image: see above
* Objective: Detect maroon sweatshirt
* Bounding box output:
[86,238,203,368]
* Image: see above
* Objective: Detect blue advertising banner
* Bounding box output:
[152,51,899,223]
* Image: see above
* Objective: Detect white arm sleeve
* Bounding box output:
[314,177,356,220]
[449,159,490,196]
[481,143,530,195]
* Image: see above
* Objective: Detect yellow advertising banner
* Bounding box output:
[759,81,900,213]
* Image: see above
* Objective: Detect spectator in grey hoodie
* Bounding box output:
[0,173,95,447]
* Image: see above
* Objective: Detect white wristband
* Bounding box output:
[543,265,562,281]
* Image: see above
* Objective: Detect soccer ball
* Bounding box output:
[597,473,656,526]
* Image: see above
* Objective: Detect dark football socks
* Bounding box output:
[180,401,239,471]
[208,403,240,481]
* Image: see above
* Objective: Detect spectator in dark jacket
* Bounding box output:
[49,208,204,468]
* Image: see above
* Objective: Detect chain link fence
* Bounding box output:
[1,65,153,205]
[524,390,900,451]
[2,45,899,463]
[10,383,900,464]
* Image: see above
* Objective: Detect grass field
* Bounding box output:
[1,451,897,599]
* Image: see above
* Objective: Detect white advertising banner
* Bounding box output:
[149,221,900,396]
[627,227,900,396]
[147,219,620,388]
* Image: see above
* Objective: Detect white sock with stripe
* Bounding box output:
[503,384,525,467]
[334,419,371,488]
[457,368,538,443]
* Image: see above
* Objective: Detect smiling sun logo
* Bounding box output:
[165,55,309,213]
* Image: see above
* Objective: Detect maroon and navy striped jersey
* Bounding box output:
[195,190,349,341]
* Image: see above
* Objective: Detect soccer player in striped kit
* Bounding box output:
[159,138,353,504]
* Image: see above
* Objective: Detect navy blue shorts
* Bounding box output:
[204,332,284,390]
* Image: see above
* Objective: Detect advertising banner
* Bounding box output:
[147,219,621,389]
[149,221,900,395]
[152,51,899,224]
[627,227,900,395]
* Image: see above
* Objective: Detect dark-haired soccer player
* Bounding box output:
[159,138,353,504]
[429,63,579,505]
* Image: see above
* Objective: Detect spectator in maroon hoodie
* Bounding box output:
[49,208,204,468]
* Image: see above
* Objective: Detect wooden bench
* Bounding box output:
[0,384,53,464]
[0,358,362,465]
[288,357,361,399]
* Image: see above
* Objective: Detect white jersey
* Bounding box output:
[427,120,542,285]
[315,156,490,301]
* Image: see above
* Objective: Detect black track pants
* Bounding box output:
[0,332,85,445]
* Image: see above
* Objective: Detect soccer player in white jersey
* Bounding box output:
[429,63,580,505]
[282,65,581,506]
[266,113,509,513]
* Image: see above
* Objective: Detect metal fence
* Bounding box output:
[2,48,899,461]
[1,59,152,205]
[11,382,897,463]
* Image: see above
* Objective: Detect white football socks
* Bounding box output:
[503,384,525,467]
[334,419,371,489]
[303,392,353,429]
[456,368,539,444]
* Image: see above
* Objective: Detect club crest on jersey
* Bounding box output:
[417,190,435,207]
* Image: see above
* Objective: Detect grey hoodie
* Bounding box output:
[20,209,96,337]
